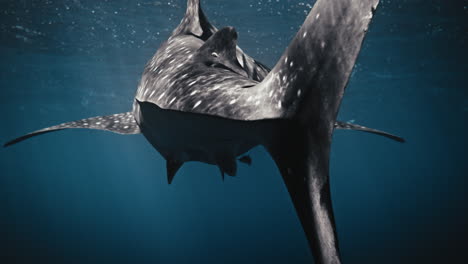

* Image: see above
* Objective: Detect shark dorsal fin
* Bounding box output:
[196,27,238,61]
[171,1,269,80]
[195,27,247,76]
[172,0,216,39]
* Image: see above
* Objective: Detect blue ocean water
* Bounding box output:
[1,0,466,263]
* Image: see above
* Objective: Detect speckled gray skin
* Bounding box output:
[135,27,263,119]
[4,1,405,263]
[3,112,141,147]
[134,1,384,264]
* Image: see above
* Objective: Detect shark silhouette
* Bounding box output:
[4,0,404,263]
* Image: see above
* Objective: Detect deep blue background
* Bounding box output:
[1,0,467,263]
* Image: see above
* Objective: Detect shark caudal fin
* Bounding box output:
[4,112,140,147]
[261,0,381,263]
[251,0,380,123]
[266,124,341,264]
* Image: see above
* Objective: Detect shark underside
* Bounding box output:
[4,0,403,263]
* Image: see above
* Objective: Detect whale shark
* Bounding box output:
[4,0,404,263]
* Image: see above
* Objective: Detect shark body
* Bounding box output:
[5,1,404,263]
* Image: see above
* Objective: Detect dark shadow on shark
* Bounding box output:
[4,0,404,263]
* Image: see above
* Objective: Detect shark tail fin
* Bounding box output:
[4,112,140,147]
[266,124,341,264]
[261,1,383,261]
[252,0,379,123]
[335,121,405,143]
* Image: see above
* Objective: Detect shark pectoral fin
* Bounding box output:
[3,112,140,147]
[267,127,341,264]
[335,121,405,143]
[166,159,183,184]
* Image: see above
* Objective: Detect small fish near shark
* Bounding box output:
[4,0,404,263]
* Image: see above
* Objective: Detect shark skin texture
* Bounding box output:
[4,0,405,263]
